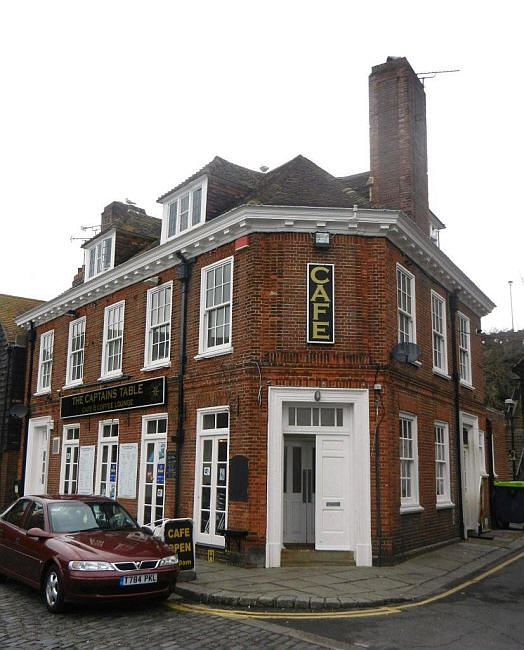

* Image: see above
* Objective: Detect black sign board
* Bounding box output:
[229,455,248,501]
[60,377,165,419]
[166,451,177,479]
[164,519,194,571]
[307,263,335,344]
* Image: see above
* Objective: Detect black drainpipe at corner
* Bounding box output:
[20,321,36,496]
[448,292,466,540]
[173,253,193,518]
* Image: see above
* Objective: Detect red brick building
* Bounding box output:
[15,57,509,566]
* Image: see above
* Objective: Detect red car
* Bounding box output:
[0,495,179,613]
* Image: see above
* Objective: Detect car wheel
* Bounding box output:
[43,565,65,613]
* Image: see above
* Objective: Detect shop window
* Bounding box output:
[139,415,167,525]
[60,425,80,495]
[96,421,119,499]
[195,408,229,546]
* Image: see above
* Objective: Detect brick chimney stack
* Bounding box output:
[369,57,430,235]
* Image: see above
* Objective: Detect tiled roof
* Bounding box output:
[0,294,45,344]
[244,156,370,208]
[158,155,371,211]
[157,156,262,202]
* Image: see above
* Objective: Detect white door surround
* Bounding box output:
[459,411,481,538]
[25,416,53,495]
[267,386,372,567]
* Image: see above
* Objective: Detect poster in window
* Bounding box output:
[78,445,95,495]
[117,443,138,498]
[157,463,165,485]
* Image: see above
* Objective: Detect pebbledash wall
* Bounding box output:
[15,57,510,567]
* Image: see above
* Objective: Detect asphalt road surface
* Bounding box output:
[270,555,524,650]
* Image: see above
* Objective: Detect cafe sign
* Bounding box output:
[307,263,334,344]
[60,377,165,419]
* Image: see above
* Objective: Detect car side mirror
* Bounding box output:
[140,526,154,536]
[27,527,52,539]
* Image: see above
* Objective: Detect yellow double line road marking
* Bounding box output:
[167,550,524,620]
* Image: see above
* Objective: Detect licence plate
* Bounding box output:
[119,573,158,586]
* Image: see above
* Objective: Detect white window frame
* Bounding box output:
[197,256,234,358]
[143,281,172,370]
[100,301,125,379]
[193,406,230,547]
[431,291,448,376]
[65,317,86,387]
[399,412,422,513]
[95,420,119,499]
[435,421,454,508]
[36,330,54,394]
[457,312,472,386]
[491,435,498,477]
[85,231,116,281]
[137,413,168,526]
[60,424,80,494]
[161,177,208,243]
[396,264,416,344]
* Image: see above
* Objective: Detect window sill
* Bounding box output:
[400,504,424,514]
[432,369,451,380]
[141,361,171,372]
[97,373,124,383]
[62,382,83,391]
[34,389,51,397]
[195,346,233,360]
[459,380,475,390]
[436,501,455,510]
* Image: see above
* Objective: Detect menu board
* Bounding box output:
[78,445,95,495]
[118,443,138,499]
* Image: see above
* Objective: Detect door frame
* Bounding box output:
[267,387,371,567]
[459,411,481,538]
[24,416,53,495]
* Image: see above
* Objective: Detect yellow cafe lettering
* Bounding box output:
[307,263,334,344]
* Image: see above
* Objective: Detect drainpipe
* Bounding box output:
[20,321,36,496]
[173,253,193,518]
[448,292,466,540]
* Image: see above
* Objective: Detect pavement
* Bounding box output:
[173,526,524,611]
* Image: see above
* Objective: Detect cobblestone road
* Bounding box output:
[0,580,340,650]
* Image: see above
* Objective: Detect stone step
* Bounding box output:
[281,547,355,567]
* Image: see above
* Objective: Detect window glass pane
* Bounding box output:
[203,414,215,430]
[320,408,335,427]
[292,447,302,493]
[192,188,202,225]
[296,408,311,426]
[217,439,227,461]
[168,201,178,237]
[216,412,228,429]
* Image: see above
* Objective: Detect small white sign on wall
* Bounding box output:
[118,443,138,499]
[78,445,95,495]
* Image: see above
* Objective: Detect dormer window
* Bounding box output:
[85,232,115,280]
[162,177,207,242]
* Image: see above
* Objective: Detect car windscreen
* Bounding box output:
[48,501,138,533]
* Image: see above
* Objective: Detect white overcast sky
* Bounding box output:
[1,1,522,332]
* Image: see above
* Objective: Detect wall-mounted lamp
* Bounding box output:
[314,232,330,249]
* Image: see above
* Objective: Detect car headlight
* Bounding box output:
[159,554,178,567]
[68,560,114,571]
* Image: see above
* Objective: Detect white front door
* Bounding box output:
[25,423,50,495]
[461,419,481,534]
[315,435,350,550]
[283,438,315,544]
